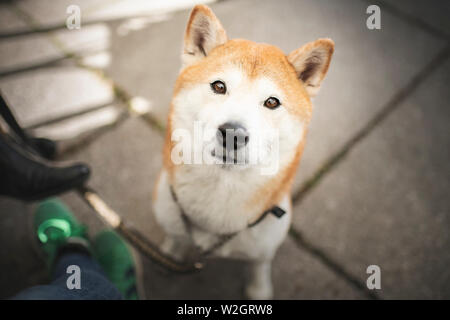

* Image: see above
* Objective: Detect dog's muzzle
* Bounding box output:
[216,122,249,152]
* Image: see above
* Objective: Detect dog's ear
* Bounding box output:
[287,39,334,97]
[182,5,227,68]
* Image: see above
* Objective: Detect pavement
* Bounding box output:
[0,0,449,299]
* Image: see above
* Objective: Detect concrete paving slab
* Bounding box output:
[0,22,111,75]
[102,0,447,195]
[14,0,215,27]
[0,67,114,128]
[0,3,29,33]
[54,23,111,56]
[144,236,364,299]
[291,58,450,299]
[81,0,215,23]
[31,104,125,141]
[381,0,450,36]
[14,0,109,27]
[273,237,365,299]
[0,33,63,74]
[104,14,184,128]
[60,116,166,244]
[143,256,246,299]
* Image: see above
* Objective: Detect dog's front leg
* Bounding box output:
[160,234,192,261]
[245,260,273,300]
[153,169,194,261]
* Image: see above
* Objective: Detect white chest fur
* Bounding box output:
[153,167,292,262]
[173,164,272,235]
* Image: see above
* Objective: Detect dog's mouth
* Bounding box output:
[211,149,247,165]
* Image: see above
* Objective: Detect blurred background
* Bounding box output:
[0,0,449,299]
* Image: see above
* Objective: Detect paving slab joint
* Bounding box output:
[289,227,382,300]
[292,45,450,205]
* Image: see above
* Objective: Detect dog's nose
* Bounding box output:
[217,122,249,151]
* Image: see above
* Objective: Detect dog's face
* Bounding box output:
[168,5,333,176]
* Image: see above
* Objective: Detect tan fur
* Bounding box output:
[153,4,334,299]
[288,38,334,96]
[164,39,319,215]
[157,5,335,218]
[246,129,307,218]
[162,105,175,183]
[176,39,312,121]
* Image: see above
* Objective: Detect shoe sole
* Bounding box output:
[129,242,146,300]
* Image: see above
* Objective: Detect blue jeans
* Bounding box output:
[13,252,123,300]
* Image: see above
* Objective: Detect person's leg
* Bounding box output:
[14,199,121,299]
[12,198,141,300]
[12,198,122,300]
[13,250,123,300]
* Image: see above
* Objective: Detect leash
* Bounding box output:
[77,185,286,274]
[77,186,203,273]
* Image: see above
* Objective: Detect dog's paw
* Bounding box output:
[160,237,185,261]
[245,282,273,300]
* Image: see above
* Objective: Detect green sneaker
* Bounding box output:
[93,230,144,300]
[34,198,89,269]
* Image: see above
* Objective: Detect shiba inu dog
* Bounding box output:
[153,4,334,299]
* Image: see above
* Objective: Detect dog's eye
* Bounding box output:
[264,97,281,109]
[211,80,226,94]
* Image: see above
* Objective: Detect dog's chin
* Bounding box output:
[211,149,249,170]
